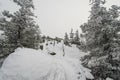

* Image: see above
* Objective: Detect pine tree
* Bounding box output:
[1,0,41,50]
[80,0,120,79]
[0,13,12,57]
[64,32,69,45]
[73,30,80,45]
[70,28,74,39]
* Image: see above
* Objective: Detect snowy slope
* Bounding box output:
[0,41,93,80]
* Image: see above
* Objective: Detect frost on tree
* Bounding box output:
[80,0,120,79]
[0,0,41,51]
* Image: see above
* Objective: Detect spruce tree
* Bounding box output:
[74,30,80,45]
[64,32,69,45]
[1,0,41,51]
[80,0,120,79]
[70,28,74,39]
[0,12,12,57]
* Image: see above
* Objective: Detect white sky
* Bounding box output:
[0,0,120,38]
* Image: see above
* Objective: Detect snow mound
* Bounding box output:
[0,48,93,80]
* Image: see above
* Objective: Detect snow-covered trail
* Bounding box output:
[42,41,88,59]
[0,41,94,80]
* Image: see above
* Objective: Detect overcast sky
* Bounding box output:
[0,0,120,38]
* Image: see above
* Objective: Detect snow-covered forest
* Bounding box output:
[0,0,120,80]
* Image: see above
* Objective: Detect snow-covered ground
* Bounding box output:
[0,41,94,80]
[43,41,88,59]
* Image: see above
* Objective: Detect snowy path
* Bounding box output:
[0,41,94,80]
[42,41,88,59]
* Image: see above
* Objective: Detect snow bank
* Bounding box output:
[0,48,93,80]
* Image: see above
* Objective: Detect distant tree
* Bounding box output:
[70,28,74,39]
[73,30,80,45]
[80,0,120,79]
[42,35,46,43]
[74,30,79,41]
[64,32,69,45]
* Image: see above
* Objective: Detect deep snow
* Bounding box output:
[0,41,94,80]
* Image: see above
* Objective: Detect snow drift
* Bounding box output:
[0,47,93,80]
